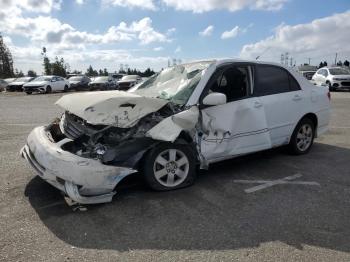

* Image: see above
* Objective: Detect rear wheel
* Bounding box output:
[63,85,68,92]
[143,143,197,191]
[45,86,52,94]
[288,118,315,155]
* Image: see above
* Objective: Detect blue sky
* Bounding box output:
[0,0,349,73]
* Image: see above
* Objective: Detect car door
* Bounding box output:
[199,64,272,162]
[254,64,306,147]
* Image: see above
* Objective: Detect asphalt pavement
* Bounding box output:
[0,91,349,261]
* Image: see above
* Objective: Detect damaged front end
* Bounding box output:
[21,92,200,204]
[22,62,213,205]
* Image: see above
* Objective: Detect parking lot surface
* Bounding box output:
[0,91,349,261]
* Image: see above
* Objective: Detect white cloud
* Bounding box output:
[6,37,169,73]
[221,26,240,39]
[0,0,62,13]
[199,25,214,37]
[75,0,85,4]
[161,0,286,13]
[153,46,164,51]
[0,11,169,46]
[175,46,182,53]
[101,0,156,10]
[239,11,350,64]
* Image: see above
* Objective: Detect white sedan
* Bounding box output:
[21,59,330,204]
[23,75,70,94]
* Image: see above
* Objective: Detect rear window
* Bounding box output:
[254,65,300,96]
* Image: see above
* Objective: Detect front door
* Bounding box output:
[200,64,271,162]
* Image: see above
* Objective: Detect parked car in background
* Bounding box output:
[4,78,17,84]
[312,67,350,91]
[68,75,91,90]
[21,59,330,204]
[300,71,316,81]
[117,75,142,91]
[111,73,125,81]
[88,76,117,90]
[0,79,8,91]
[23,75,70,94]
[6,77,34,91]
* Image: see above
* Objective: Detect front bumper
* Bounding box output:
[331,80,350,89]
[23,86,46,93]
[21,126,137,204]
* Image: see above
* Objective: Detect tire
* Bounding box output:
[143,143,197,191]
[45,86,52,94]
[25,91,32,95]
[288,117,315,155]
[328,82,335,92]
[63,85,68,92]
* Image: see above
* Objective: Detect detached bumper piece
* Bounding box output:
[21,126,137,204]
[64,181,116,204]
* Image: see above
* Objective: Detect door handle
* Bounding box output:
[254,101,263,108]
[292,94,302,101]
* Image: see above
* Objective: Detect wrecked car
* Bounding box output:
[21,60,331,204]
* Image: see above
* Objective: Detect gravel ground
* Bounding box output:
[0,91,349,262]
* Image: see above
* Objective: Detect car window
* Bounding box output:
[254,65,296,96]
[323,70,328,77]
[208,66,250,103]
[289,74,301,91]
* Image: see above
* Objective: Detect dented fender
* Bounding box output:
[146,106,199,142]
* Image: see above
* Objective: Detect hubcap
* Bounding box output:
[153,149,189,187]
[296,123,313,151]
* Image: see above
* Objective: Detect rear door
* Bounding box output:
[254,64,307,146]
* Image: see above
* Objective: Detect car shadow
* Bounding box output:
[24,142,350,252]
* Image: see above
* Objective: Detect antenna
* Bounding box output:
[256,47,271,60]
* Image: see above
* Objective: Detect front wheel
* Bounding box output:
[25,91,32,95]
[288,118,315,155]
[143,143,197,191]
[328,82,335,92]
[63,85,68,92]
[45,86,52,94]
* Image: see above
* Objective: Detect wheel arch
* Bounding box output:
[295,113,318,138]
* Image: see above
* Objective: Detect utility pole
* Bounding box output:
[335,53,338,65]
[308,58,311,65]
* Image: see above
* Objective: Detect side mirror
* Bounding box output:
[202,92,227,106]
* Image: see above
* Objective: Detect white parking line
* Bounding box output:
[234,173,320,193]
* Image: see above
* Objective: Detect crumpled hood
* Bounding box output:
[24,81,47,86]
[55,91,169,128]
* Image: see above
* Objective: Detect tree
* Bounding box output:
[344,60,350,67]
[41,47,51,75]
[103,68,108,76]
[27,70,37,77]
[51,56,67,77]
[0,34,14,78]
[319,62,324,68]
[323,61,327,67]
[14,69,24,77]
[85,65,98,77]
[41,47,68,76]
[336,60,343,66]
